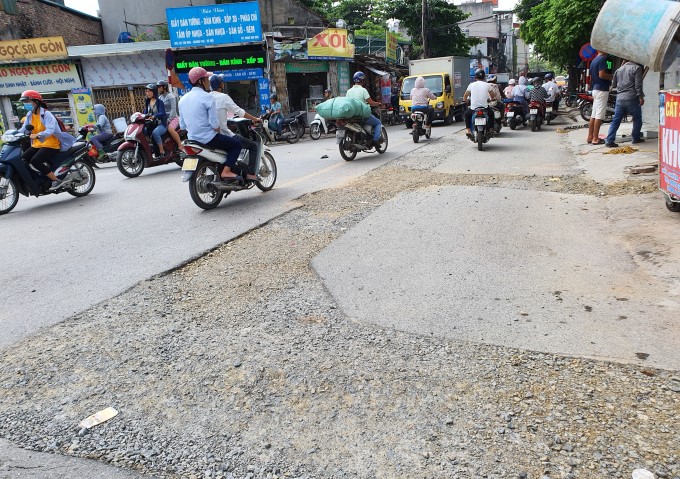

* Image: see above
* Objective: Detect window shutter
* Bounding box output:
[2,0,18,15]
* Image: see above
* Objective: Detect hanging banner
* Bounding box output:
[308,29,354,59]
[386,32,398,64]
[273,40,309,61]
[285,61,328,73]
[82,53,166,87]
[166,2,262,48]
[72,87,95,128]
[0,61,81,94]
[337,61,351,95]
[0,37,67,62]
[258,77,270,114]
[660,91,680,199]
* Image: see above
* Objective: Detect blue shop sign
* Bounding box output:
[177,68,264,90]
[166,2,262,48]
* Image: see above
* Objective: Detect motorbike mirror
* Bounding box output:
[25,124,34,132]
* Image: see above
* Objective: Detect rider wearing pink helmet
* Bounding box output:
[179,67,242,179]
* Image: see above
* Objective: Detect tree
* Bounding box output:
[515,0,544,23]
[380,0,475,58]
[520,0,605,67]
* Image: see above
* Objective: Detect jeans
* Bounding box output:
[364,114,382,142]
[270,115,283,134]
[206,133,242,168]
[236,134,258,175]
[151,124,167,149]
[411,105,433,126]
[91,132,113,150]
[606,98,643,144]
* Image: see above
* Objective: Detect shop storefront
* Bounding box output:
[0,37,81,131]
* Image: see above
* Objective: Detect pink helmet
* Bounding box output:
[188,67,211,85]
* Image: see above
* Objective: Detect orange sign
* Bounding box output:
[308,29,354,59]
[0,37,67,62]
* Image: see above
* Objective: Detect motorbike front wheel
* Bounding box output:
[67,161,96,197]
[117,149,145,178]
[0,177,19,215]
[339,136,357,161]
[375,127,388,154]
[189,161,223,210]
[285,127,300,144]
[256,152,277,192]
[309,123,321,140]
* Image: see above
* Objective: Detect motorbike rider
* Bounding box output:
[90,104,113,161]
[323,88,333,100]
[178,67,242,180]
[209,74,262,181]
[529,77,549,117]
[543,73,559,112]
[156,80,185,154]
[346,71,383,146]
[143,83,168,158]
[17,90,76,191]
[503,79,516,101]
[409,76,437,132]
[463,69,500,139]
[511,76,530,117]
[267,94,283,136]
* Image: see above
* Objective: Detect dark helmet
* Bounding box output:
[145,83,158,95]
[271,93,278,101]
[532,77,542,86]
[324,88,332,94]
[156,80,169,89]
[209,74,224,92]
[353,71,365,83]
[544,73,554,80]
[474,69,485,80]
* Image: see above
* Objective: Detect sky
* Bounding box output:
[64,0,100,17]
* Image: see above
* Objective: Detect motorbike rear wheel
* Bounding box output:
[425,127,431,139]
[509,118,517,130]
[117,149,145,178]
[375,127,388,154]
[531,120,537,132]
[67,161,96,197]
[285,126,300,144]
[339,136,357,161]
[580,103,592,122]
[412,126,419,143]
[0,177,19,215]
[256,152,277,192]
[477,129,484,151]
[310,123,321,140]
[189,161,223,210]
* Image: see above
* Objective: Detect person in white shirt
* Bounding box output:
[346,71,383,145]
[542,73,559,111]
[463,69,499,139]
[209,74,261,181]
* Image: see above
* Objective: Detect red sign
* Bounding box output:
[660,91,680,198]
[579,43,597,62]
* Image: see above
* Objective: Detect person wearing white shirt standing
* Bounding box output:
[463,69,499,139]
[209,74,261,181]
[178,67,242,180]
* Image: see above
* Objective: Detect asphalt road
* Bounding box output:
[0,123,456,350]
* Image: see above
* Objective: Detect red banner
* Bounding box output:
[660,91,680,198]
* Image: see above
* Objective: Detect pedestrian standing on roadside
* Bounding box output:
[605,60,645,147]
[587,51,613,145]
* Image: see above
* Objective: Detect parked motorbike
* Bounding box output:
[79,124,124,165]
[468,107,495,151]
[410,108,431,143]
[309,113,336,140]
[504,101,526,130]
[116,113,185,178]
[181,118,277,210]
[283,110,306,138]
[529,100,545,132]
[578,91,615,123]
[336,118,388,161]
[0,126,96,215]
[259,112,300,144]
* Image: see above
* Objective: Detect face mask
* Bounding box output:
[23,102,33,112]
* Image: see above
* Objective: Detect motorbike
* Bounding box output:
[387,105,403,125]
[259,112,300,144]
[336,118,388,161]
[79,124,124,165]
[528,100,545,132]
[181,117,277,210]
[468,107,495,151]
[309,113,336,140]
[504,101,526,130]
[116,112,185,178]
[410,107,431,143]
[0,125,96,215]
[284,110,306,137]
[578,91,615,123]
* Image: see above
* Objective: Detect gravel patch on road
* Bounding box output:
[0,136,676,479]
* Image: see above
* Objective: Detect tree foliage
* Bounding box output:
[515,0,544,23]
[520,0,605,67]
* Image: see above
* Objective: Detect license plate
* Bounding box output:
[506,112,514,117]
[546,107,553,112]
[530,109,538,115]
[474,118,486,125]
[182,157,198,171]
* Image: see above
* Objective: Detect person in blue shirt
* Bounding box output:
[587,51,613,145]
[268,94,283,135]
[178,67,242,180]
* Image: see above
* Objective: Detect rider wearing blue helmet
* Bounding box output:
[345,71,383,145]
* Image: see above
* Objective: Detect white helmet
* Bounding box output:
[508,79,516,85]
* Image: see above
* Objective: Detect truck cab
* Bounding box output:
[399,73,454,126]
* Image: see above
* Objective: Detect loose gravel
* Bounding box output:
[0,133,676,479]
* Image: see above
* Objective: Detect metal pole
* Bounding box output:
[422,0,428,58]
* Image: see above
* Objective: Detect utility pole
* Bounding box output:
[421,0,428,58]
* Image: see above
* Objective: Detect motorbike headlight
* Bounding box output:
[399,105,405,112]
[435,101,444,109]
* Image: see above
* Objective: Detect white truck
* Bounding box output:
[399,56,471,125]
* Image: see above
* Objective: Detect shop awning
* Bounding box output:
[366,66,390,77]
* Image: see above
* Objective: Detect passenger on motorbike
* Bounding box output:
[90,104,113,161]
[209,74,261,181]
[486,74,504,111]
[529,77,548,103]
[345,71,383,146]
[503,79,516,102]
[178,67,242,180]
[511,76,530,116]
[410,76,437,132]
[156,80,185,154]
[463,69,499,139]
[17,90,76,191]
[143,83,168,158]
[543,73,559,111]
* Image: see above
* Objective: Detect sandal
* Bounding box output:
[466,132,474,140]
[591,139,605,145]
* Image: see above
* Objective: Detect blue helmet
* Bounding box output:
[209,74,224,91]
[352,71,365,83]
[544,73,554,80]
